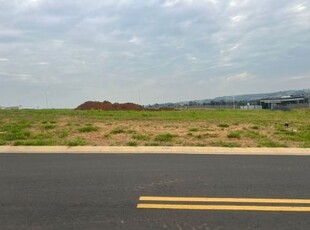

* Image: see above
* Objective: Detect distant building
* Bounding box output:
[260,96,306,110]
[0,106,20,110]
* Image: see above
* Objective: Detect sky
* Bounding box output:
[0,0,309,108]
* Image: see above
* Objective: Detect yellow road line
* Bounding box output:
[137,203,310,212]
[139,196,310,204]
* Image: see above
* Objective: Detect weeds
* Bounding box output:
[67,137,87,146]
[127,141,138,146]
[110,127,126,134]
[14,140,55,146]
[58,131,69,138]
[227,132,241,139]
[132,134,151,141]
[154,133,175,142]
[258,141,287,148]
[209,141,241,147]
[43,124,56,130]
[218,124,229,128]
[79,125,99,133]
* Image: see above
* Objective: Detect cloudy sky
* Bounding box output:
[0,0,309,108]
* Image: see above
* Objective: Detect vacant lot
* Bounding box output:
[0,109,309,147]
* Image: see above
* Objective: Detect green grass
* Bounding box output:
[42,124,56,130]
[227,132,241,139]
[127,141,138,146]
[154,133,175,142]
[0,109,309,147]
[218,124,230,128]
[67,137,87,146]
[58,130,69,138]
[258,141,287,148]
[14,140,56,146]
[209,141,241,147]
[144,142,160,146]
[110,127,126,134]
[78,125,99,133]
[242,131,266,139]
[0,122,32,141]
[132,134,151,141]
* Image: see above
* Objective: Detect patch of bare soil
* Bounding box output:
[75,101,143,111]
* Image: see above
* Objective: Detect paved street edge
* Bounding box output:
[0,146,310,155]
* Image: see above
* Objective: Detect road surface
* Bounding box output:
[0,153,309,229]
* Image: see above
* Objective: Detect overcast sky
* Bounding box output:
[0,0,309,108]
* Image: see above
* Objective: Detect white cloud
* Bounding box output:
[162,0,179,7]
[0,72,32,82]
[38,62,50,65]
[0,58,10,62]
[128,36,143,45]
[162,0,218,8]
[291,75,309,80]
[229,43,241,51]
[230,15,246,23]
[229,0,248,7]
[293,4,306,12]
[187,54,198,62]
[226,72,254,82]
[0,27,24,37]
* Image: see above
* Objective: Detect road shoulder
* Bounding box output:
[0,146,310,155]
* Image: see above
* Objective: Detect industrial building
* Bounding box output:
[260,96,307,109]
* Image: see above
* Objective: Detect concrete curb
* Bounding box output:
[0,146,310,155]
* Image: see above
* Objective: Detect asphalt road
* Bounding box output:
[0,153,309,230]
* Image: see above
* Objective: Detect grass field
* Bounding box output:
[0,109,309,147]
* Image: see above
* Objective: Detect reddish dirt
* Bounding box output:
[75,101,144,111]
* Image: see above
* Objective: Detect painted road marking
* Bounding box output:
[137,204,310,212]
[137,196,310,212]
[139,196,310,204]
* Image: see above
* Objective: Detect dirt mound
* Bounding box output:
[75,101,144,111]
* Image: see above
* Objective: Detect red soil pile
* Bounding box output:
[75,101,143,111]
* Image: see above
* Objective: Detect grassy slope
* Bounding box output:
[0,109,309,147]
